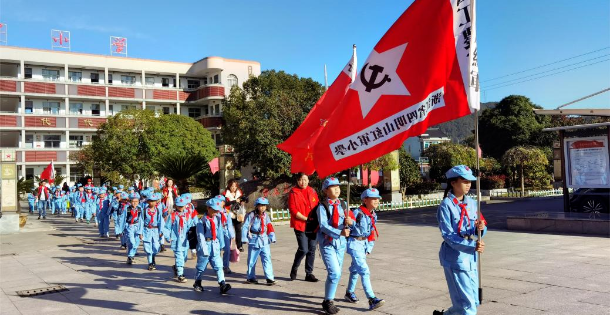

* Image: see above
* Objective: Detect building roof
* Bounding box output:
[542,122,610,132]
[421,128,449,139]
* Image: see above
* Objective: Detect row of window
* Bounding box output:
[23,134,84,148]
[23,102,220,117]
[23,68,232,88]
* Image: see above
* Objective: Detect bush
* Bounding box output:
[480,175,506,189]
[405,181,440,195]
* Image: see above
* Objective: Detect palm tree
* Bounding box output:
[154,154,210,193]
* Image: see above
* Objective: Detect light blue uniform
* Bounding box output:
[84,190,96,221]
[51,188,62,215]
[195,214,225,283]
[317,199,348,301]
[124,203,143,258]
[242,210,276,281]
[437,193,487,315]
[141,202,164,264]
[96,193,111,237]
[74,189,87,220]
[346,205,378,299]
[218,206,235,269]
[27,193,36,213]
[164,210,196,277]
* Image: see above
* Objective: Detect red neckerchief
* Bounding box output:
[219,211,227,226]
[98,195,104,210]
[176,211,185,234]
[451,196,486,237]
[55,190,60,197]
[328,199,340,228]
[80,191,85,202]
[207,215,216,240]
[147,206,156,228]
[359,205,379,242]
[129,206,138,225]
[87,192,93,201]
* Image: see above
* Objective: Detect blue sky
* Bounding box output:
[1,0,609,109]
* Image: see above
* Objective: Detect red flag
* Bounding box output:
[277,51,356,174]
[312,0,479,177]
[208,157,219,174]
[39,161,55,184]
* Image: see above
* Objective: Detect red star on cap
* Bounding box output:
[465,166,470,171]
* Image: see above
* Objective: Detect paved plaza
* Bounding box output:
[1,199,609,315]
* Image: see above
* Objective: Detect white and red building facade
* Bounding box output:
[0,46,260,184]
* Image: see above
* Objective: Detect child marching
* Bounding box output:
[214,195,235,275]
[344,188,385,310]
[96,188,111,238]
[141,193,164,270]
[164,196,196,283]
[124,193,143,265]
[193,197,232,294]
[242,197,276,285]
[434,165,487,315]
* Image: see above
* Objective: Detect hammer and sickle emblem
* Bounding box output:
[305,152,313,161]
[360,63,391,92]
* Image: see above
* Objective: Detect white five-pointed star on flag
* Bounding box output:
[351,43,410,119]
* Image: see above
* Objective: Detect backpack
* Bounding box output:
[304,200,348,240]
[187,225,198,250]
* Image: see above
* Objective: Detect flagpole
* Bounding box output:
[471,0,483,304]
[324,64,328,91]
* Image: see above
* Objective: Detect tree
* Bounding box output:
[398,147,422,194]
[80,110,218,184]
[502,146,552,192]
[424,142,476,182]
[479,95,551,160]
[154,153,208,192]
[222,70,324,179]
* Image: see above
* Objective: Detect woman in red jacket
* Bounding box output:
[288,173,320,282]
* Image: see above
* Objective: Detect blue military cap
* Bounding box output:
[128,187,135,191]
[119,185,124,189]
[100,188,107,193]
[129,193,140,200]
[112,186,117,191]
[206,198,222,211]
[215,195,226,202]
[85,185,92,190]
[254,197,269,206]
[361,188,381,200]
[181,193,192,203]
[175,196,188,207]
[140,190,150,199]
[147,193,160,201]
[77,183,83,187]
[120,192,129,199]
[445,165,477,181]
[322,177,341,190]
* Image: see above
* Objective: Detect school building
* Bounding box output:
[0,45,261,185]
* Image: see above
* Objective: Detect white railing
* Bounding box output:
[490,188,569,198]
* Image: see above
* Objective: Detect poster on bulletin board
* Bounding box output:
[564,137,610,188]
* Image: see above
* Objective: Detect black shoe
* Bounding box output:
[148,263,155,271]
[322,299,339,315]
[345,291,359,303]
[159,245,166,252]
[43,216,46,219]
[172,265,178,278]
[224,267,232,275]
[152,256,156,267]
[245,278,258,284]
[120,245,126,250]
[127,257,134,265]
[433,310,445,315]
[177,275,187,283]
[290,269,297,281]
[368,297,385,310]
[238,247,244,252]
[37,216,41,220]
[266,279,276,286]
[220,281,232,294]
[305,273,319,282]
[193,280,204,292]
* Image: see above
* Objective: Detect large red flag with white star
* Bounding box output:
[312,0,479,177]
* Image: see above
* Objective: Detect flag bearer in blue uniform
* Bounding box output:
[96,188,111,238]
[141,193,164,270]
[318,177,353,315]
[164,196,196,283]
[192,197,232,294]
[343,188,385,310]
[434,165,487,315]
[214,195,235,274]
[124,193,143,265]
[242,197,277,285]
